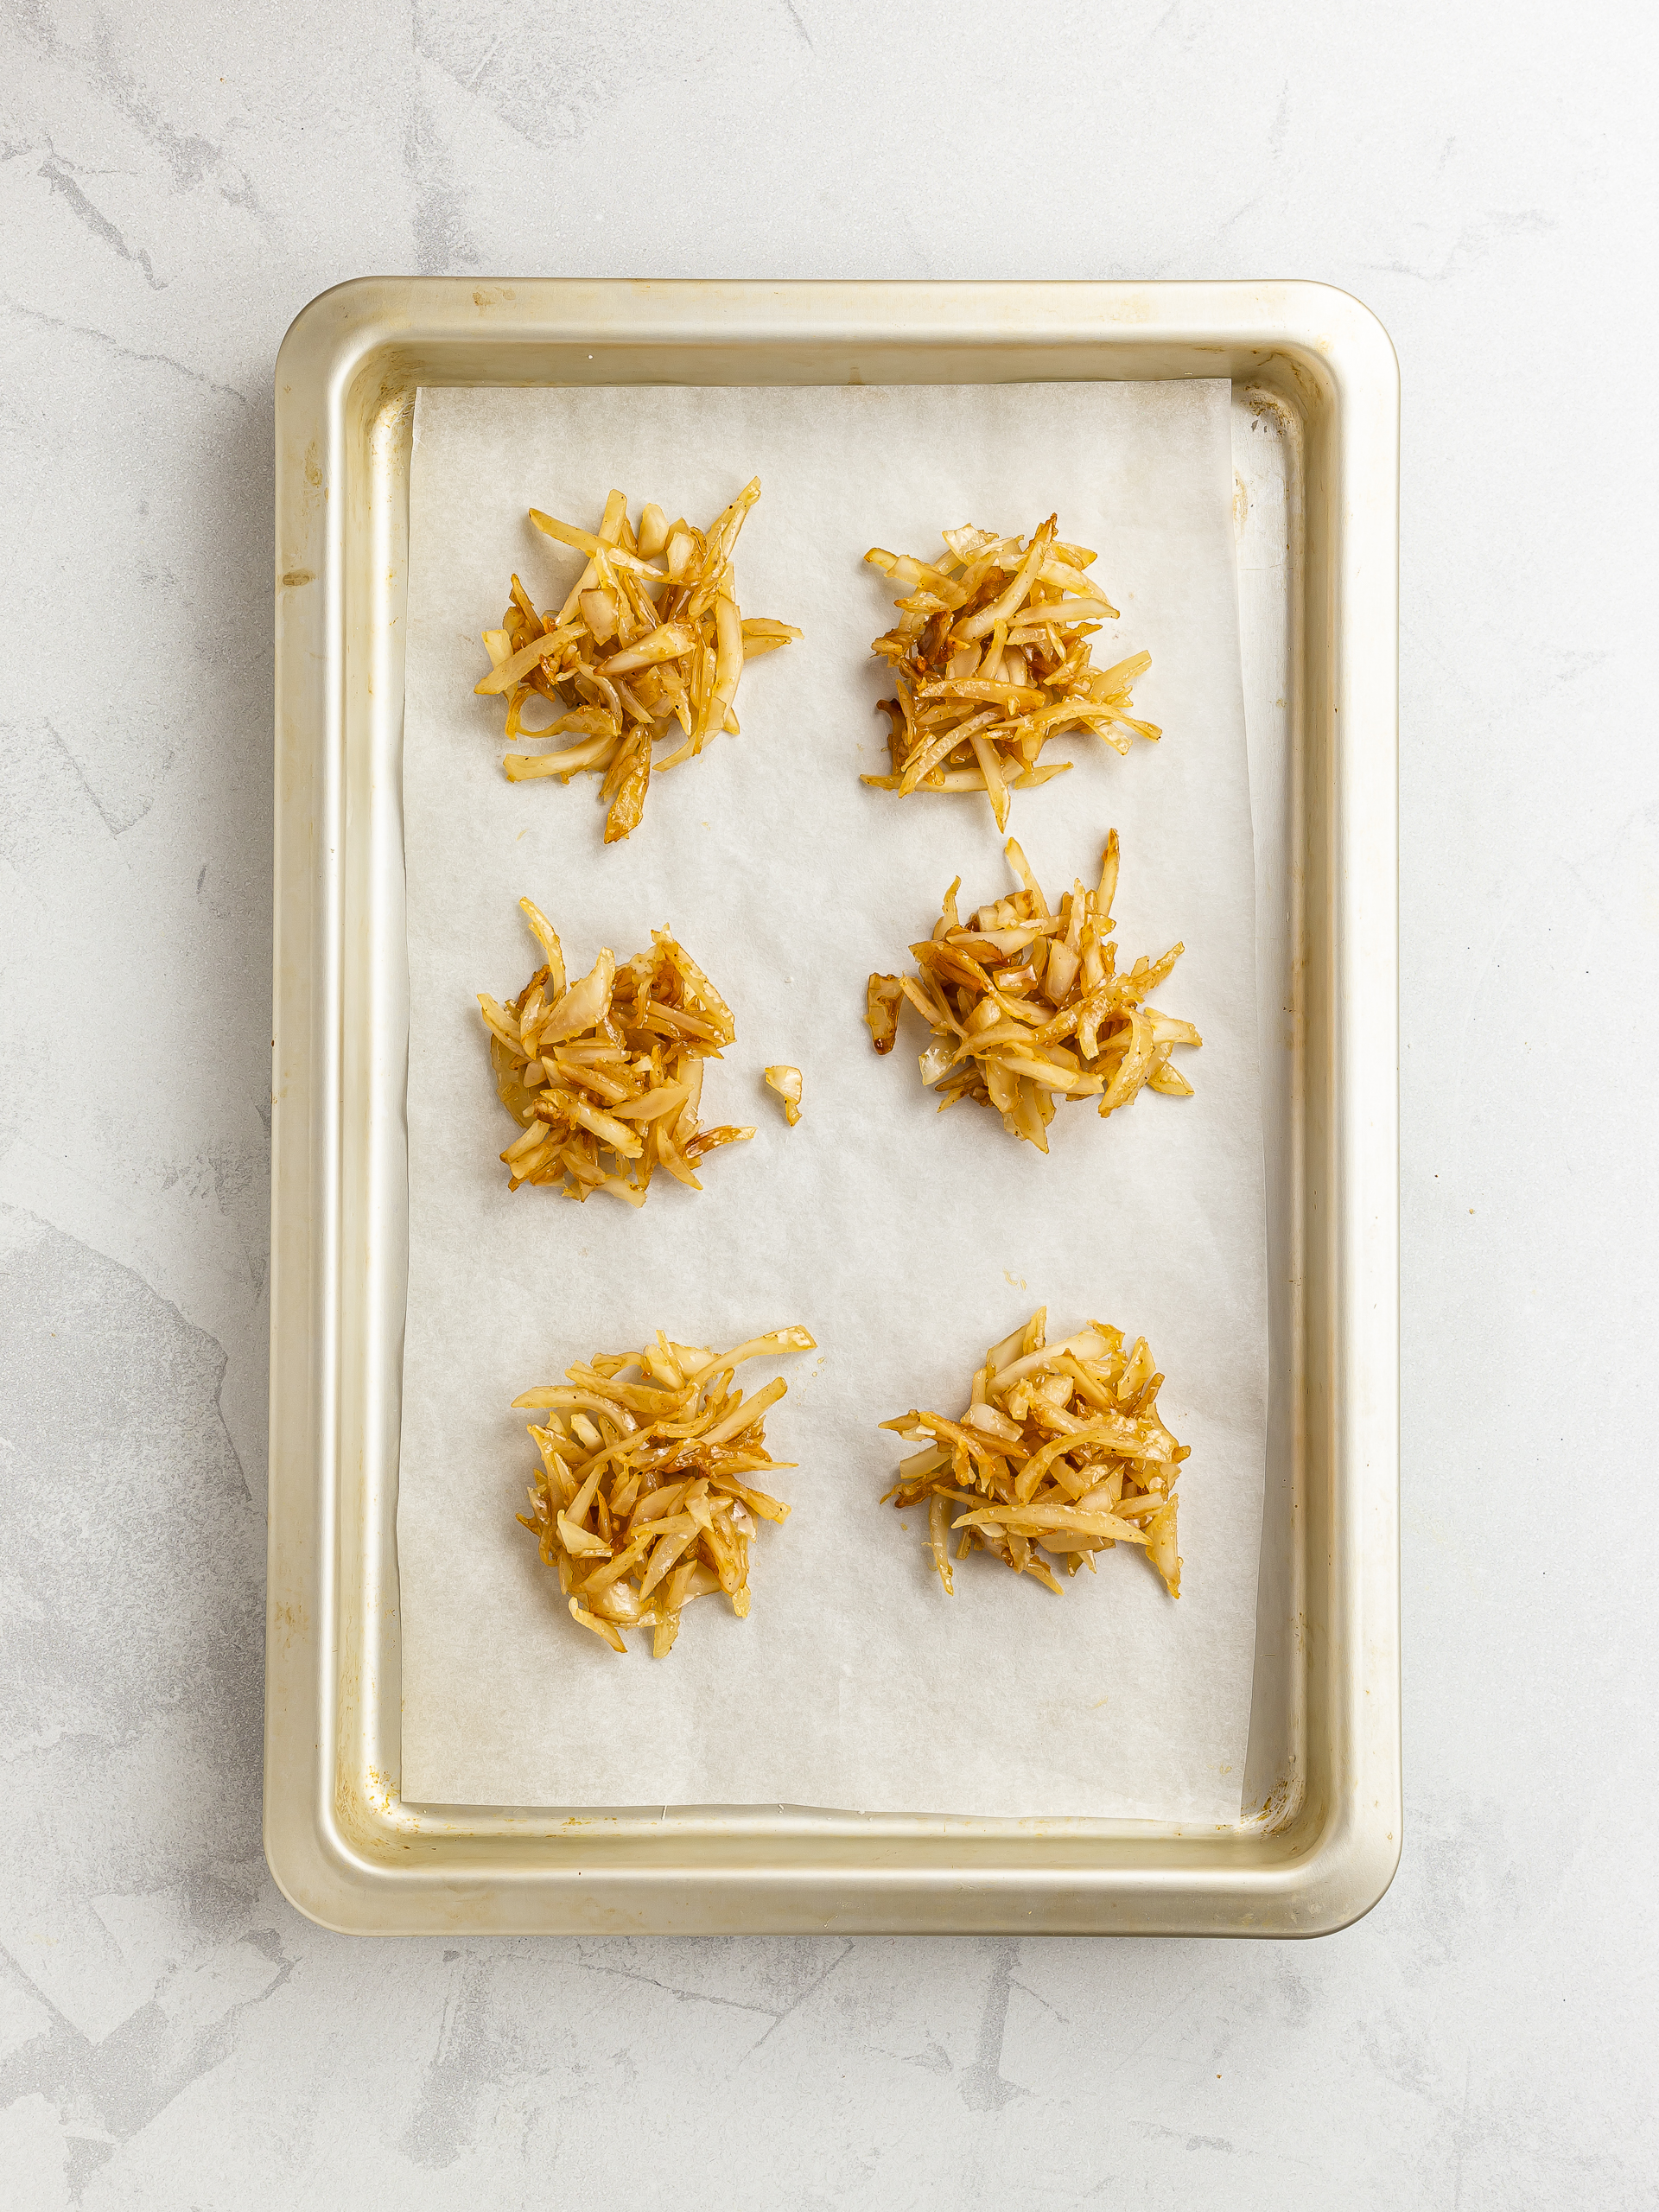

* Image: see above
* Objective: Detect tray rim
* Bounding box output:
[266,277,1399,1937]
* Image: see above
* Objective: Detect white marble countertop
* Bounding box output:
[3,3,1655,2204]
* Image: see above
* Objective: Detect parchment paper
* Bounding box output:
[397,381,1267,1821]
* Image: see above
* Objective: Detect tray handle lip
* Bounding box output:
[273,272,1400,404]
[263,1751,1401,1940]
[261,1833,1403,1945]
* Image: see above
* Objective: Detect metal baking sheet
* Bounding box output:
[265,279,1400,1936]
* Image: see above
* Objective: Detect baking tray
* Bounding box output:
[265,278,1399,1936]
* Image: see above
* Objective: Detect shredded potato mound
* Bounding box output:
[881,1309,1189,1599]
[869,830,1200,1152]
[513,1325,816,1656]
[476,480,802,842]
[861,518,1157,828]
[479,897,755,1205]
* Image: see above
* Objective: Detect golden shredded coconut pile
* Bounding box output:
[478,897,754,1205]
[862,518,1157,829]
[476,480,801,842]
[881,1309,1189,1600]
[513,1325,816,1656]
[866,830,1200,1151]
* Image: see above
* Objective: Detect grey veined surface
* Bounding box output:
[3,4,1652,2201]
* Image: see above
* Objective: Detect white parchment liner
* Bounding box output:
[397,381,1266,1821]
